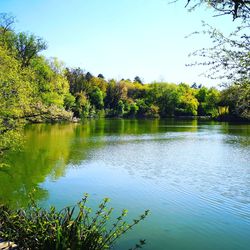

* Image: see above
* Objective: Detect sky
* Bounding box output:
[0,0,239,86]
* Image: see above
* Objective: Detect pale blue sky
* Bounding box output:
[1,0,238,86]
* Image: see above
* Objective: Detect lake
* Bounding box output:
[0,119,249,250]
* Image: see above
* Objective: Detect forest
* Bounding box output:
[0,10,249,156]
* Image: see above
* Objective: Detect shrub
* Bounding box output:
[0,194,149,250]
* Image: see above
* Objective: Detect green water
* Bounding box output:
[0,119,250,250]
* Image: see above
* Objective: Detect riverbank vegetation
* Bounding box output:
[0,194,149,249]
[0,11,248,126]
[0,8,249,161]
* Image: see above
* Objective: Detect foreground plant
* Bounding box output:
[0,194,149,250]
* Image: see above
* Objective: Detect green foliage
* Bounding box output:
[205,88,220,117]
[174,83,198,116]
[0,194,149,250]
[116,100,125,117]
[220,82,250,120]
[0,13,16,52]
[31,57,70,107]
[196,87,208,103]
[0,18,73,159]
[136,99,150,117]
[146,105,160,118]
[128,102,139,117]
[0,13,73,128]
[104,80,128,111]
[195,87,220,116]
[89,87,104,110]
[0,46,32,157]
[64,93,76,111]
[14,32,47,68]
[148,83,180,116]
[0,10,248,157]
[176,95,198,115]
[75,92,91,118]
[65,67,86,94]
[0,46,33,117]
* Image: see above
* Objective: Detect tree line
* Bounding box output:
[0,13,245,121]
[0,11,249,156]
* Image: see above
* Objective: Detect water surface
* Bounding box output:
[0,119,249,250]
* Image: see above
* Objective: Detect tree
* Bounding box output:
[116,100,125,116]
[31,57,70,108]
[74,92,91,118]
[134,76,143,84]
[0,13,17,52]
[89,76,108,93]
[89,86,104,110]
[14,32,47,68]
[148,104,160,118]
[191,83,198,89]
[63,93,75,111]
[175,83,199,115]
[104,80,128,109]
[136,99,150,117]
[220,82,250,119]
[148,83,180,116]
[0,13,73,142]
[97,73,105,79]
[173,0,249,85]
[128,102,139,117]
[0,13,46,68]
[188,22,250,85]
[184,0,250,21]
[85,71,93,81]
[0,46,33,157]
[65,67,86,94]
[180,1,249,120]
[0,13,15,34]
